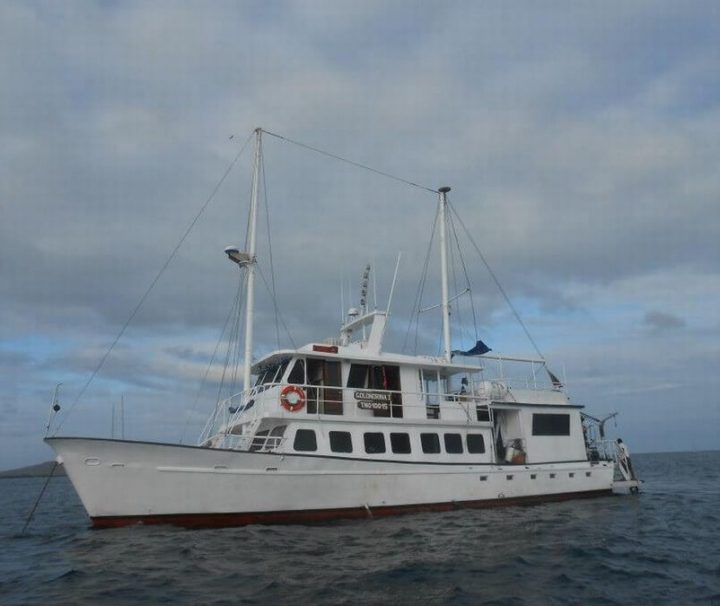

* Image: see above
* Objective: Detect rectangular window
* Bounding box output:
[287,358,305,384]
[531,474,537,480]
[390,433,411,454]
[480,475,488,481]
[293,429,317,452]
[265,425,286,450]
[444,433,463,454]
[306,358,343,415]
[466,434,486,454]
[347,364,369,388]
[364,432,386,454]
[532,413,571,436]
[249,430,269,452]
[329,431,352,453]
[476,405,491,422]
[421,433,440,454]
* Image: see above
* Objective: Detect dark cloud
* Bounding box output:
[2,1,720,468]
[643,310,687,332]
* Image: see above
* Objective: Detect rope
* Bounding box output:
[448,209,479,342]
[402,205,438,354]
[261,129,439,195]
[257,264,298,349]
[448,201,545,361]
[22,461,58,534]
[261,148,282,348]
[54,131,255,433]
[180,275,245,444]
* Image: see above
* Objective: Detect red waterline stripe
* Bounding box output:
[91,489,613,529]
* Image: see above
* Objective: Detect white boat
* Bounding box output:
[46,129,640,528]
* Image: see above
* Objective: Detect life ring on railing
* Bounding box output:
[280,385,306,412]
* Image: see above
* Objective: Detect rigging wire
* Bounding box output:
[448,209,480,343]
[448,201,546,361]
[179,274,245,445]
[448,219,464,349]
[54,131,256,433]
[401,205,438,354]
[215,272,247,414]
[256,264,298,349]
[260,146,282,348]
[261,129,439,195]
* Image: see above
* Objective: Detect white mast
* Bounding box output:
[243,128,262,394]
[438,186,452,362]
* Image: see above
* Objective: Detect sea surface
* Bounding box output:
[1,451,719,605]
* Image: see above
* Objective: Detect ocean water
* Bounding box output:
[1,451,719,605]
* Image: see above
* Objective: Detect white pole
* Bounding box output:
[438,186,452,362]
[243,128,261,394]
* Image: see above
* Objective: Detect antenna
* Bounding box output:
[360,264,371,315]
[120,394,125,439]
[372,257,378,310]
[379,252,402,347]
[340,273,345,324]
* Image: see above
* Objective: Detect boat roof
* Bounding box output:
[252,344,488,374]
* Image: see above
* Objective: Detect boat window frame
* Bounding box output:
[293,429,318,452]
[363,432,386,454]
[390,432,411,454]
[444,433,463,454]
[329,431,353,453]
[467,433,486,454]
[420,432,441,454]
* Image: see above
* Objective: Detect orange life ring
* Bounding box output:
[280,385,306,412]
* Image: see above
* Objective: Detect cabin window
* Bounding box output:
[476,405,491,422]
[350,363,403,418]
[444,433,463,454]
[532,413,571,436]
[306,358,343,415]
[255,359,289,386]
[266,425,287,450]
[293,429,317,452]
[421,433,441,454]
[347,364,369,388]
[467,434,486,454]
[249,430,269,452]
[329,431,353,453]
[390,433,411,454]
[364,432,386,454]
[287,358,305,384]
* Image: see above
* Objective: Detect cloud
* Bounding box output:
[2,1,720,468]
[643,310,687,332]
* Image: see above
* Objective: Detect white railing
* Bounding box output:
[198,381,501,445]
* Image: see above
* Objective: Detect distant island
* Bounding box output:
[0,461,66,478]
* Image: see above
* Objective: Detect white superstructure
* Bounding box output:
[46,129,639,528]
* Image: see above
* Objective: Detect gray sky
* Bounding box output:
[2,1,719,469]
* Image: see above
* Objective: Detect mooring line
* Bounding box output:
[22,461,59,534]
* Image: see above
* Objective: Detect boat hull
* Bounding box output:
[46,437,615,529]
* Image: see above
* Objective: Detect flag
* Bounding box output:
[451,340,491,357]
[547,369,563,389]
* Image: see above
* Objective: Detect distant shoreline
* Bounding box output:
[0,461,66,479]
